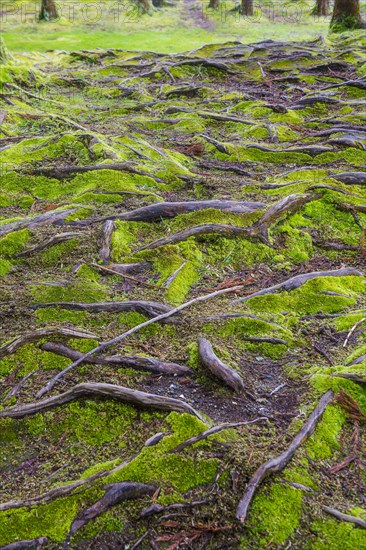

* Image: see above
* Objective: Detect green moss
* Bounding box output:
[346,344,366,365]
[284,465,318,490]
[306,405,345,460]
[106,412,217,496]
[277,226,313,263]
[40,238,79,266]
[246,276,364,316]
[62,400,138,446]
[111,221,138,259]
[165,261,198,305]
[0,258,12,277]
[35,307,87,325]
[311,517,366,549]
[0,496,80,545]
[80,458,121,479]
[0,229,30,257]
[0,344,70,378]
[245,484,302,545]
[333,312,366,332]
[30,279,108,304]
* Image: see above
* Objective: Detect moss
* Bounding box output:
[40,238,79,267]
[346,344,366,365]
[311,371,366,416]
[0,496,80,545]
[0,344,70,378]
[105,412,217,497]
[111,221,139,259]
[246,276,365,316]
[30,279,108,304]
[311,517,366,549]
[35,307,87,325]
[276,226,313,263]
[306,405,345,460]
[80,458,121,479]
[62,400,138,446]
[0,258,12,277]
[245,484,302,546]
[333,312,366,332]
[0,229,30,257]
[284,465,318,490]
[165,261,198,305]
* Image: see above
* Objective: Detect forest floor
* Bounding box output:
[0,28,366,550]
[0,0,332,53]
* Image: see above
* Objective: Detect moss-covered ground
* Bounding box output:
[0,27,366,549]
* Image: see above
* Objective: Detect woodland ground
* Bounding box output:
[1,0,336,52]
[0,3,366,550]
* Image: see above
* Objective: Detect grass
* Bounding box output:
[0,0,332,53]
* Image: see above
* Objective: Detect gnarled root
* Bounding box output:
[236,390,334,523]
[198,337,245,393]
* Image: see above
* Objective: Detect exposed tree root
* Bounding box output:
[15,232,83,258]
[30,300,173,318]
[246,143,333,156]
[68,482,157,538]
[0,208,77,237]
[0,327,97,359]
[41,341,193,376]
[350,353,366,366]
[36,284,245,397]
[0,382,206,421]
[322,506,366,529]
[138,194,316,250]
[0,537,48,549]
[332,372,366,386]
[332,172,366,185]
[197,337,245,393]
[236,390,334,523]
[138,223,251,251]
[99,220,114,263]
[97,200,265,223]
[169,418,268,454]
[232,267,362,304]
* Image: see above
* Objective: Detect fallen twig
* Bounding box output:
[41,341,193,376]
[343,317,366,347]
[169,418,268,454]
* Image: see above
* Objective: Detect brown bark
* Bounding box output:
[39,0,58,21]
[241,0,253,16]
[209,0,220,9]
[331,0,363,28]
[312,0,329,16]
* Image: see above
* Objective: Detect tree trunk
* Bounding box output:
[241,0,253,16]
[137,0,153,14]
[39,0,59,21]
[312,0,329,16]
[209,0,220,9]
[330,0,363,30]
